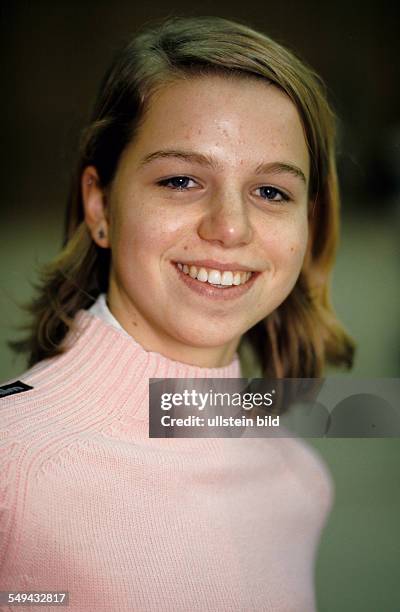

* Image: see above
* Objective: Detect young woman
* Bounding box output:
[1,16,354,611]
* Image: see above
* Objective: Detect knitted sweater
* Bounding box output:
[0,304,334,611]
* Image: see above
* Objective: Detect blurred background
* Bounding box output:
[1,1,399,610]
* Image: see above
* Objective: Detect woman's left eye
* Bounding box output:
[157,176,197,190]
[255,186,289,202]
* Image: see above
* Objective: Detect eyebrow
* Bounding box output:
[139,149,307,184]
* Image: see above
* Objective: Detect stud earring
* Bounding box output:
[98,228,105,240]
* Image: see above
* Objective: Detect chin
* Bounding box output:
[171,321,244,350]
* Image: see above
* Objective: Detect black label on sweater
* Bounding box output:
[0,381,33,398]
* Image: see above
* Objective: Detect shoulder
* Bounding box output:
[0,310,99,434]
[1,356,52,399]
[0,358,59,449]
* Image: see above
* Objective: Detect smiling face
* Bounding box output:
[83,74,311,367]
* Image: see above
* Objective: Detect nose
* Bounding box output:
[197,190,253,247]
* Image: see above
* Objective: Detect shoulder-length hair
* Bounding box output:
[12,15,355,377]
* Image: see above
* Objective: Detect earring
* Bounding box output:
[98,228,106,240]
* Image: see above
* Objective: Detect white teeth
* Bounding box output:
[197,268,208,282]
[177,262,253,287]
[221,271,233,285]
[208,270,222,285]
[232,272,241,285]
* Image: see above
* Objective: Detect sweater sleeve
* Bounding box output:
[0,415,21,583]
[0,371,39,588]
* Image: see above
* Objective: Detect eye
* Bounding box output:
[255,186,290,202]
[157,176,198,190]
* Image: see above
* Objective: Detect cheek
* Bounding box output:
[287,236,308,272]
[262,219,308,276]
[255,225,308,316]
[111,201,187,267]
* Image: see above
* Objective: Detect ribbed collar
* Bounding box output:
[58,309,242,424]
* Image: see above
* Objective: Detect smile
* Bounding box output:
[176,262,252,287]
[173,261,259,301]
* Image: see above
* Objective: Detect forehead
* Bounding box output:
[127,74,309,175]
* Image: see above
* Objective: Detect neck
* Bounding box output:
[106,292,241,369]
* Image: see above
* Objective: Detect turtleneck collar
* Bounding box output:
[87,293,240,378]
[57,305,242,424]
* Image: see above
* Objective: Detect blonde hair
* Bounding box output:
[12,16,355,376]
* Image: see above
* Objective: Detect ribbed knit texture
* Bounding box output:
[0,309,334,611]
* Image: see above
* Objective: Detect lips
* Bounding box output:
[176,262,252,287]
[175,259,254,272]
[173,261,259,300]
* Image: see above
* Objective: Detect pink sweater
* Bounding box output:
[0,307,334,611]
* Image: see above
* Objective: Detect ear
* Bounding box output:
[81,166,110,248]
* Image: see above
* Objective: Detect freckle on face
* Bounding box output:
[107,75,310,360]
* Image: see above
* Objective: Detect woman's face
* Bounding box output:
[85,74,310,367]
